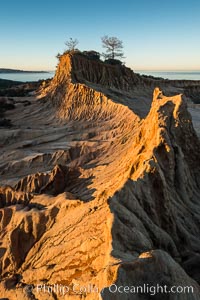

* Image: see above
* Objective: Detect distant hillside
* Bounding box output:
[0,68,49,74]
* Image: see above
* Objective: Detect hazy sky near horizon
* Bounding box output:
[0,0,200,71]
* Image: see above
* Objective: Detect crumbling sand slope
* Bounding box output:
[0,53,200,300]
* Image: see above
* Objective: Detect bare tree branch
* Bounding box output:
[65,38,79,52]
[101,36,124,60]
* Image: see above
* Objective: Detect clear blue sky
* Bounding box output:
[0,0,199,71]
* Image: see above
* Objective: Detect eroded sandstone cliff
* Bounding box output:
[0,53,200,300]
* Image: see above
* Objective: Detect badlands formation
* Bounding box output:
[0,53,200,299]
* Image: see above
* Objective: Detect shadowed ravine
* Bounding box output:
[0,53,200,299]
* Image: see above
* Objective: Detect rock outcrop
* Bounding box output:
[0,53,200,300]
[15,164,70,195]
[0,186,32,208]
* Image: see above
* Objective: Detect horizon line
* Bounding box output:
[1,65,200,73]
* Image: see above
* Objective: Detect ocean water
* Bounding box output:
[0,71,55,82]
[137,71,200,81]
[1,71,200,82]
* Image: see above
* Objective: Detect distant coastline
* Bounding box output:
[0,68,49,74]
[0,71,54,82]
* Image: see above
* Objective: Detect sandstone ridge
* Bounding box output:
[0,53,200,299]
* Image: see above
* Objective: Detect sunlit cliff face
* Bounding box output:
[0,53,200,299]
